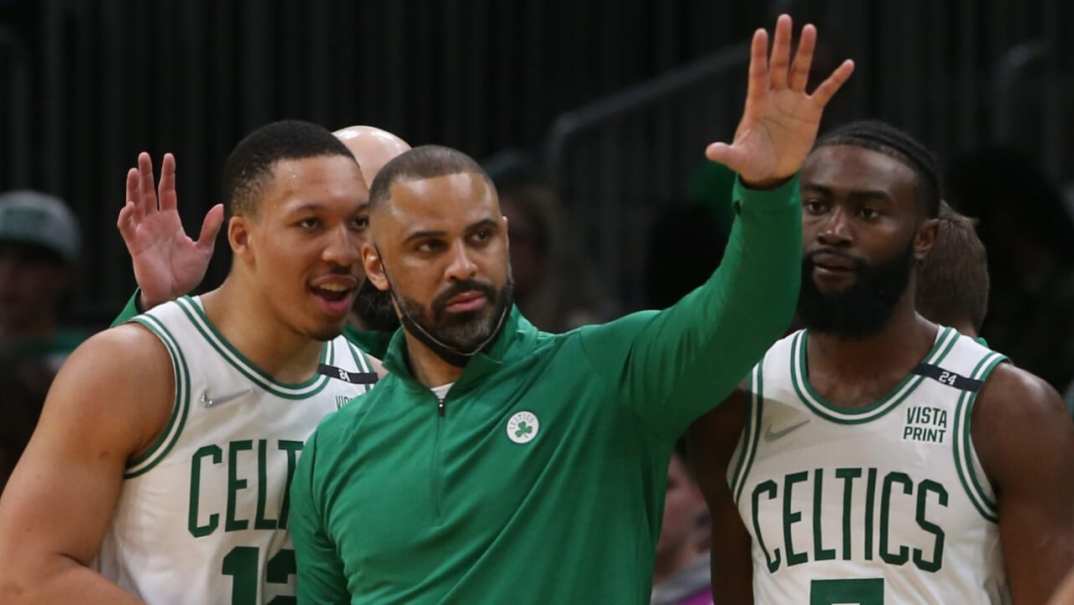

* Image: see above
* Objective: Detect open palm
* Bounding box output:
[706,15,854,188]
[116,152,224,309]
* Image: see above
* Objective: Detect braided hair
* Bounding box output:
[815,120,942,218]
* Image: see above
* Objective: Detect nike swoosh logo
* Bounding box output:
[199,388,251,408]
[764,419,810,442]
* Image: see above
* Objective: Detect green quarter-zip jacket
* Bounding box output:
[290,176,802,604]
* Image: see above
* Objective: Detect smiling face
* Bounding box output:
[231,154,369,341]
[797,144,936,337]
[363,170,513,353]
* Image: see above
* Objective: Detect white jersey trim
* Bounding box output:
[175,296,335,399]
[789,327,960,424]
[126,314,192,478]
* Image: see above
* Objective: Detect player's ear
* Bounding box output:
[362,242,389,291]
[228,215,253,262]
[914,217,939,263]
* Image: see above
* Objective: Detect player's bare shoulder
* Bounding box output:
[51,322,177,456]
[973,362,1068,454]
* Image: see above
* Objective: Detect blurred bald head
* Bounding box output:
[330,125,409,334]
[333,125,411,186]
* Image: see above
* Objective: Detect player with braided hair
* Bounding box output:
[687,120,1074,604]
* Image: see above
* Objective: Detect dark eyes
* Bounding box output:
[416,240,446,253]
[470,227,494,243]
[414,229,496,254]
[803,201,880,220]
[296,216,368,231]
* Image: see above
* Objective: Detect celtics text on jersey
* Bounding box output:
[729,327,1009,604]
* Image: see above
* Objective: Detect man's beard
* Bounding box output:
[797,242,915,339]
[395,275,514,362]
[352,278,401,332]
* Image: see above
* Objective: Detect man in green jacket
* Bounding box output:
[289,15,854,603]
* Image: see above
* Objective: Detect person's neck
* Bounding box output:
[806,297,938,408]
[201,278,325,384]
[403,329,465,387]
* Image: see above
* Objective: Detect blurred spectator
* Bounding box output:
[0,356,53,491]
[946,148,1074,390]
[487,151,616,332]
[0,190,86,374]
[915,201,989,339]
[651,445,712,605]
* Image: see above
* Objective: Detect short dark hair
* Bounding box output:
[916,202,990,331]
[815,120,942,218]
[221,120,356,219]
[368,145,488,210]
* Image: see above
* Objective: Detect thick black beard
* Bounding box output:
[797,243,915,339]
[353,278,401,332]
[396,277,515,367]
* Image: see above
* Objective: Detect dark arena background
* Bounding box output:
[2,0,1074,458]
[3,2,1074,603]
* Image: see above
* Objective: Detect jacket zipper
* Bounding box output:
[432,393,445,523]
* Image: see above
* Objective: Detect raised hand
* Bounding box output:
[116,152,225,309]
[706,14,854,188]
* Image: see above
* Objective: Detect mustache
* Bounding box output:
[431,279,498,315]
[804,248,868,270]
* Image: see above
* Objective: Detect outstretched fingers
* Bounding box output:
[195,204,225,252]
[788,24,816,92]
[158,153,178,212]
[768,14,793,90]
[124,167,144,225]
[810,59,855,107]
[744,27,770,114]
[704,141,749,174]
[137,152,158,214]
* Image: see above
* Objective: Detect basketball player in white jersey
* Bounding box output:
[0,120,378,604]
[687,120,1074,604]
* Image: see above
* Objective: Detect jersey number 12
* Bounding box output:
[222,546,295,605]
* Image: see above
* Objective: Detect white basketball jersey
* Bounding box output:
[95,296,375,604]
[730,327,1009,604]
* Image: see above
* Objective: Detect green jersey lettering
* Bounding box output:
[189,444,223,537]
[783,471,809,567]
[914,479,948,572]
[880,471,912,565]
[753,480,781,572]
[226,440,254,532]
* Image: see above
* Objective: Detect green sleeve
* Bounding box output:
[578,175,801,442]
[110,290,145,327]
[290,430,350,604]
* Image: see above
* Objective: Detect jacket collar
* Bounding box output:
[382,305,534,393]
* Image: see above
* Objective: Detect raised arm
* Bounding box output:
[0,326,173,604]
[580,15,854,440]
[114,152,224,320]
[973,364,1074,604]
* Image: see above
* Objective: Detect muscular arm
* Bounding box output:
[686,389,755,603]
[0,326,174,604]
[973,364,1074,604]
[580,178,800,441]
